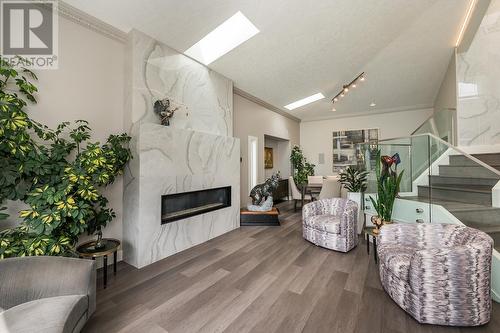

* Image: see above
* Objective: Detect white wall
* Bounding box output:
[12,17,126,246]
[431,53,457,143]
[434,53,457,112]
[300,108,433,176]
[264,137,279,178]
[233,94,300,205]
[264,136,290,179]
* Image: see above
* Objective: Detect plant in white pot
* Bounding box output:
[339,166,369,234]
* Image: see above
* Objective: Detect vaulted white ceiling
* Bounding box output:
[64,0,469,121]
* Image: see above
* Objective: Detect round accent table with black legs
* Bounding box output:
[363,227,379,263]
[76,238,120,289]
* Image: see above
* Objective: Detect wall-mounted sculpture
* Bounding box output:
[153,98,179,126]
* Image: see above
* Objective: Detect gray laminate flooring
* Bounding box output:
[83,201,500,333]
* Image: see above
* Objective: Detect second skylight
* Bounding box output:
[284,93,325,110]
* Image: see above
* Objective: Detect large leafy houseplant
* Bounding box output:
[339,166,368,192]
[0,57,131,258]
[369,151,404,223]
[290,145,315,185]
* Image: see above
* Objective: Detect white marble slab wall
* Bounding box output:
[123,30,240,268]
[128,29,233,136]
[457,0,500,146]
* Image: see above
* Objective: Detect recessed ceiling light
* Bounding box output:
[284,93,325,110]
[370,102,376,107]
[331,107,337,112]
[185,11,259,65]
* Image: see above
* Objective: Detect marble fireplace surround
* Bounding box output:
[124,124,240,268]
[123,30,240,269]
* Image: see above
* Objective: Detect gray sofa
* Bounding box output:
[0,256,96,333]
[302,198,358,252]
[378,223,493,326]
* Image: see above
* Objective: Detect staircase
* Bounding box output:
[370,134,500,301]
[417,153,500,251]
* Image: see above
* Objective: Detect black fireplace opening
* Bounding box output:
[161,186,231,224]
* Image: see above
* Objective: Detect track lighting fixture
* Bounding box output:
[331,72,365,106]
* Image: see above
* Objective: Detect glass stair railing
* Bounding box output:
[359,133,500,302]
[411,108,457,145]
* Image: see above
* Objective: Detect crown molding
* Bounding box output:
[57,1,128,43]
[233,87,301,123]
[301,104,434,122]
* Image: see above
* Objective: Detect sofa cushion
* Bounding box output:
[0,295,87,333]
[305,214,341,234]
[378,246,415,281]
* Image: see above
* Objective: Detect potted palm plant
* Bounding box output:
[339,166,369,233]
[369,151,404,234]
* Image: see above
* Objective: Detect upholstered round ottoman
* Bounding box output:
[302,198,358,253]
[378,223,493,326]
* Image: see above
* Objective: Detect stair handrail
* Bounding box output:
[380,133,500,177]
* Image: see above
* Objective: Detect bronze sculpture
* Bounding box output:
[153,98,179,126]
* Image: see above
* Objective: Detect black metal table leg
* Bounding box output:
[373,237,377,263]
[366,234,369,255]
[113,251,117,275]
[103,255,108,289]
[301,186,305,208]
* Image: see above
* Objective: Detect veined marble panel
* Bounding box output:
[123,30,240,268]
[124,124,240,268]
[128,29,233,137]
[457,0,500,146]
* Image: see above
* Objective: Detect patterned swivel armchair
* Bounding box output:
[302,198,358,253]
[378,223,493,326]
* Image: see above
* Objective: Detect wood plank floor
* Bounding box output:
[83,201,500,333]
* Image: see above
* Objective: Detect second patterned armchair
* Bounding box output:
[302,198,358,252]
[378,223,493,326]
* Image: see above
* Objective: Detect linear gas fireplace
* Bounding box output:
[161,186,232,224]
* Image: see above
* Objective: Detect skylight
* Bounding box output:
[284,93,325,110]
[185,11,259,65]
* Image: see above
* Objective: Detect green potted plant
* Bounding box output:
[290,145,315,186]
[339,166,369,233]
[369,151,404,233]
[0,57,131,258]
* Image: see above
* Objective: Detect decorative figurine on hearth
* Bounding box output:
[247,172,281,211]
[153,98,179,126]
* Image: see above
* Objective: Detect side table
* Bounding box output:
[76,238,120,289]
[363,227,379,263]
